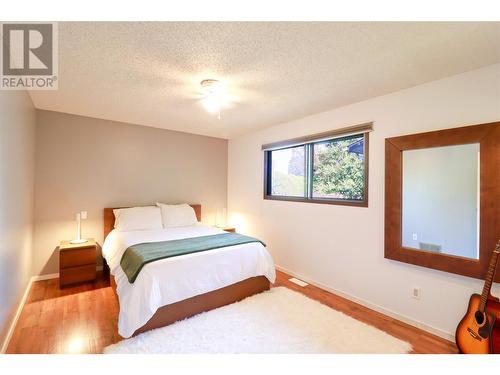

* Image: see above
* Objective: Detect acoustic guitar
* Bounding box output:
[455,240,500,354]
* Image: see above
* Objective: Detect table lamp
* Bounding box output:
[70,212,88,244]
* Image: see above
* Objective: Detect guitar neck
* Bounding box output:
[479,245,500,312]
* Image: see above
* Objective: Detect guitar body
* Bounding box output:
[486,295,500,353]
[456,294,496,354]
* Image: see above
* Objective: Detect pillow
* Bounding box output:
[113,206,163,232]
[156,203,198,228]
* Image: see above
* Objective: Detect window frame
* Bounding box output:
[265,143,307,199]
[263,130,369,207]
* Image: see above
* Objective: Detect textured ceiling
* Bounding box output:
[29,22,500,139]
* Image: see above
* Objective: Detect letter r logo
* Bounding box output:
[2,23,53,75]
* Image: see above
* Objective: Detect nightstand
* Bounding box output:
[221,227,236,233]
[59,239,97,288]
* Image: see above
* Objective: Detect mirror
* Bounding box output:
[402,144,480,259]
[384,121,500,281]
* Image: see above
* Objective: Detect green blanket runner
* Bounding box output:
[120,232,266,283]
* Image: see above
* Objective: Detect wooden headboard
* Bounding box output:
[103,204,202,239]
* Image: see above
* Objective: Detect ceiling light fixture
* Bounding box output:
[200,79,226,118]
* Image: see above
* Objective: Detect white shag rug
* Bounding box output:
[104,287,412,354]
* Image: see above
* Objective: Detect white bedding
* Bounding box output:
[102,223,276,338]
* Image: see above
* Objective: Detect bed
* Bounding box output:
[102,204,276,338]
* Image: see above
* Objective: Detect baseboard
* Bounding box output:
[31,266,104,282]
[32,272,59,281]
[275,264,454,342]
[0,277,34,353]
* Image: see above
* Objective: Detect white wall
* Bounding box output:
[0,90,36,348]
[402,144,479,258]
[227,64,500,339]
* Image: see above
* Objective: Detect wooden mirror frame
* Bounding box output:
[385,121,500,281]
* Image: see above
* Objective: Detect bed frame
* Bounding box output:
[103,204,270,337]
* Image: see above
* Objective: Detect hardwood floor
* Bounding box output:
[274,271,457,354]
[6,273,120,354]
[6,270,458,354]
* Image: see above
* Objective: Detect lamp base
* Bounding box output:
[70,239,88,244]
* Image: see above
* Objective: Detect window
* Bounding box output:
[269,145,305,197]
[263,124,370,207]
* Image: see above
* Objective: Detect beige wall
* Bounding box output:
[34,110,228,275]
[0,91,36,350]
[227,63,500,339]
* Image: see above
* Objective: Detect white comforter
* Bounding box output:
[102,223,276,338]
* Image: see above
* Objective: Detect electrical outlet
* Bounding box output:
[412,233,418,241]
[411,287,421,300]
[80,211,88,220]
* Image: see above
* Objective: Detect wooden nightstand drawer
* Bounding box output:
[60,247,96,268]
[59,239,98,288]
[60,265,97,286]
